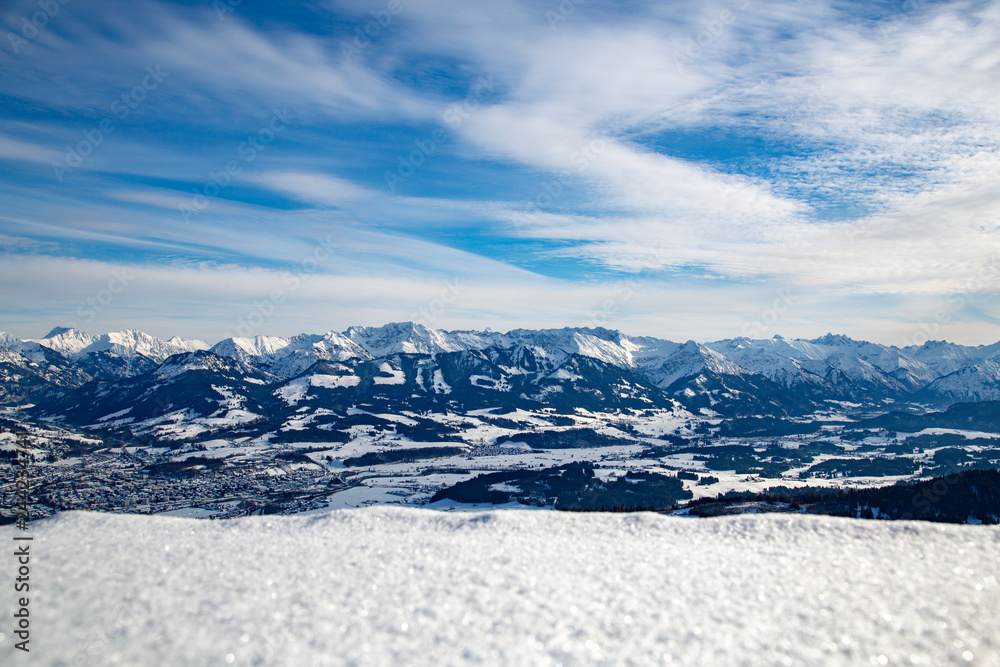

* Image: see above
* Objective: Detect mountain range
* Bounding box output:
[2,323,999,442]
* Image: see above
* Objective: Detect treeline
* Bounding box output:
[687,469,1000,524]
[855,401,1000,434]
[343,446,467,467]
[717,417,823,437]
[430,462,692,511]
[494,428,631,450]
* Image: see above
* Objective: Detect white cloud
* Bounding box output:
[2,0,999,342]
[0,0,441,124]
[393,0,1000,294]
[1,253,996,346]
[252,171,374,206]
[0,134,62,164]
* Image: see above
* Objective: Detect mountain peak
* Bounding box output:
[35,327,97,356]
[345,321,465,357]
[43,326,82,339]
[811,333,856,346]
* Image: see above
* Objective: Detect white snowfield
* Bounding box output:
[4,510,998,666]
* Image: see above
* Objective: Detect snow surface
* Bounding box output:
[432,368,452,394]
[373,362,406,385]
[275,377,309,405]
[3,509,997,665]
[309,373,360,389]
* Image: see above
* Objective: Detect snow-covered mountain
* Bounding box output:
[0,345,90,404]
[210,332,370,378]
[653,340,747,389]
[345,321,498,357]
[904,339,1000,376]
[2,324,998,433]
[705,334,932,394]
[31,327,210,361]
[918,359,1000,403]
[30,326,97,355]
[205,325,682,381]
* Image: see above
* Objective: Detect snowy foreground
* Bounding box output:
[3,510,999,666]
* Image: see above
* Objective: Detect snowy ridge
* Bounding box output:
[0,335,52,364]
[921,359,1000,402]
[705,337,827,387]
[652,340,748,388]
[211,335,291,359]
[706,335,937,390]
[504,327,636,367]
[27,327,209,361]
[32,327,97,355]
[904,339,1000,376]
[0,346,25,365]
[154,350,243,379]
[9,508,998,665]
[211,333,373,378]
[4,323,1000,406]
[87,329,210,360]
[346,321,492,356]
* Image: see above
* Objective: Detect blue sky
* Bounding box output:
[1,0,998,344]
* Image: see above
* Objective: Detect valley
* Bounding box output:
[2,322,998,523]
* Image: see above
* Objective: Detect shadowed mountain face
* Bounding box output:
[1,323,998,439]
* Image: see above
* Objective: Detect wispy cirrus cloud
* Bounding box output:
[0,0,997,342]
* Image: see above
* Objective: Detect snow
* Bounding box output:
[31,327,96,355]
[309,373,360,389]
[275,378,309,405]
[96,407,132,422]
[568,331,635,367]
[923,360,1000,402]
[549,367,583,381]
[653,340,748,388]
[469,374,511,391]
[153,353,233,379]
[432,368,451,394]
[6,509,997,665]
[373,362,406,385]
[371,412,418,426]
[10,324,1000,401]
[905,339,1000,376]
[99,329,210,360]
[31,328,209,361]
[219,335,291,357]
[275,374,361,404]
[211,333,371,377]
[346,322,496,357]
[488,482,522,493]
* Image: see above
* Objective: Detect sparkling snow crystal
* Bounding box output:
[2,509,997,665]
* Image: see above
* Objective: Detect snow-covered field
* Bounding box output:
[2,509,998,665]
